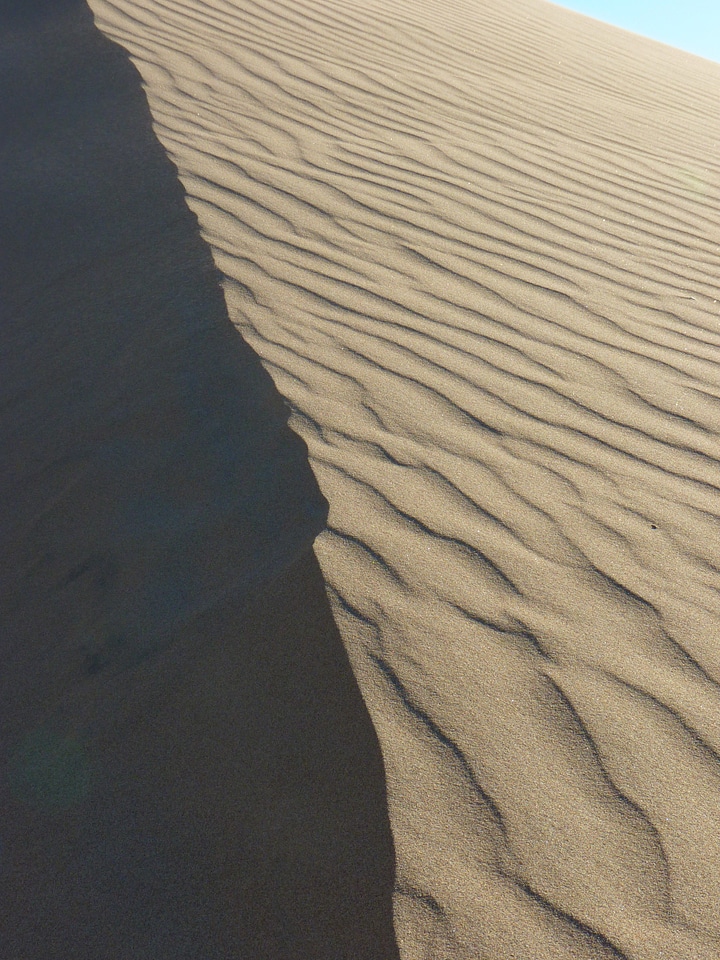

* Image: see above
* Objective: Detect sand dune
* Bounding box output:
[3,0,720,955]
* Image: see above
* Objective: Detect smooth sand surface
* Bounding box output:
[3,0,720,956]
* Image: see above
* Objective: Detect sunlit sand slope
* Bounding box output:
[91,0,720,956]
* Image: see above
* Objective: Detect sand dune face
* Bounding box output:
[5,0,720,953]
[88,0,720,955]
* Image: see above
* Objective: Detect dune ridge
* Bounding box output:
[83,0,720,954]
[1,4,398,956]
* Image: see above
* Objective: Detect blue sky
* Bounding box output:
[550,1,720,64]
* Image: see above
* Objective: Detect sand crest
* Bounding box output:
[1,3,395,956]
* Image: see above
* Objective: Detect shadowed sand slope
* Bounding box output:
[88,0,720,956]
[0,2,398,957]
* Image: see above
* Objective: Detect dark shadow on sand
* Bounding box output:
[0,2,399,955]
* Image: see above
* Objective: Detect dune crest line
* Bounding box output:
[89,0,720,955]
[1,1,399,956]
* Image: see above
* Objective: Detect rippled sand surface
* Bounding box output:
[4,0,720,955]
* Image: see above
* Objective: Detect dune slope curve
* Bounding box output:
[86,0,720,956]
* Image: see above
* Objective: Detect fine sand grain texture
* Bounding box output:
[4,0,720,955]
